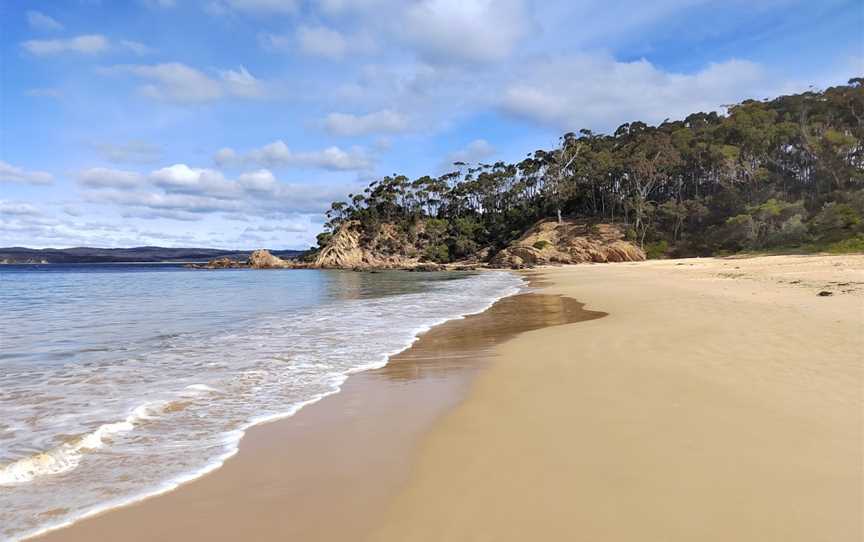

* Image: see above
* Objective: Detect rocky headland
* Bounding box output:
[192,219,645,271]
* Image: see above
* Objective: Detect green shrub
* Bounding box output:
[451,236,479,259]
[810,203,861,241]
[826,234,864,254]
[645,240,669,259]
[423,243,451,263]
[532,240,551,250]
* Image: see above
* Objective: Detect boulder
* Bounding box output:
[247,249,293,269]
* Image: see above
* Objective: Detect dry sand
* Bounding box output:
[38,254,863,541]
[369,254,864,542]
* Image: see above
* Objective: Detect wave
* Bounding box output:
[1,270,524,541]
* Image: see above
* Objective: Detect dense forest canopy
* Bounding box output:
[318,79,864,261]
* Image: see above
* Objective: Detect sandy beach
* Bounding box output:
[38,254,863,541]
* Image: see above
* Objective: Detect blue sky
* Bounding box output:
[1,0,862,249]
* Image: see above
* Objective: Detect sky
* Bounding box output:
[1,0,862,250]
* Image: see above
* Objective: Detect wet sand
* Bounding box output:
[36,292,603,541]
[38,254,863,542]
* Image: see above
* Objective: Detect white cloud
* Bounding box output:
[120,40,155,55]
[103,63,267,103]
[260,26,376,59]
[78,168,144,189]
[22,34,109,55]
[216,140,374,171]
[77,162,356,224]
[114,63,223,102]
[500,55,773,131]
[237,169,280,192]
[402,0,530,63]
[218,66,266,98]
[324,109,410,136]
[0,161,53,186]
[0,201,40,216]
[26,11,63,31]
[150,164,237,196]
[297,26,348,59]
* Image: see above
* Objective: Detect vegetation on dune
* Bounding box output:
[317,79,864,262]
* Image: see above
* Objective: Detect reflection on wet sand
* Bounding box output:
[38,291,604,542]
[382,293,606,381]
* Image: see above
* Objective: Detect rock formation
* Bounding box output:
[489,220,645,269]
[312,221,422,270]
[189,249,298,269]
[247,249,294,269]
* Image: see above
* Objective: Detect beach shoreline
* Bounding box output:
[36,254,863,542]
[34,284,600,541]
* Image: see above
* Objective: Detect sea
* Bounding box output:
[0,264,523,541]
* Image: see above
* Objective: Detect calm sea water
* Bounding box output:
[0,264,523,541]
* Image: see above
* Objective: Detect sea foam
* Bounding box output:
[0,269,523,541]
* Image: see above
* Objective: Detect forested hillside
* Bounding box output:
[317,80,864,261]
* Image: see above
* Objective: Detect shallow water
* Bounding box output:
[0,264,523,541]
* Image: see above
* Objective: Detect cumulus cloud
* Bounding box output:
[297,26,348,59]
[102,63,266,103]
[215,140,374,171]
[150,164,237,196]
[26,11,63,31]
[324,109,410,136]
[0,161,53,186]
[105,63,222,102]
[22,34,109,55]
[259,26,376,59]
[402,0,530,63]
[500,55,774,131]
[77,162,358,223]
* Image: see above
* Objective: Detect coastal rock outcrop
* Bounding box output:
[489,220,645,269]
[189,249,299,269]
[247,249,294,269]
[312,221,422,270]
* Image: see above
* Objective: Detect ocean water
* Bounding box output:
[0,264,523,541]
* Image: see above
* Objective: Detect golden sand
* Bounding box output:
[369,255,864,542]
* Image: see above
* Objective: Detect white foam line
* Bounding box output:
[16,271,526,542]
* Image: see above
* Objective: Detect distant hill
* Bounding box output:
[0,246,308,264]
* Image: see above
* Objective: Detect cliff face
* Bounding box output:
[312,218,644,270]
[313,221,424,269]
[489,220,645,268]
